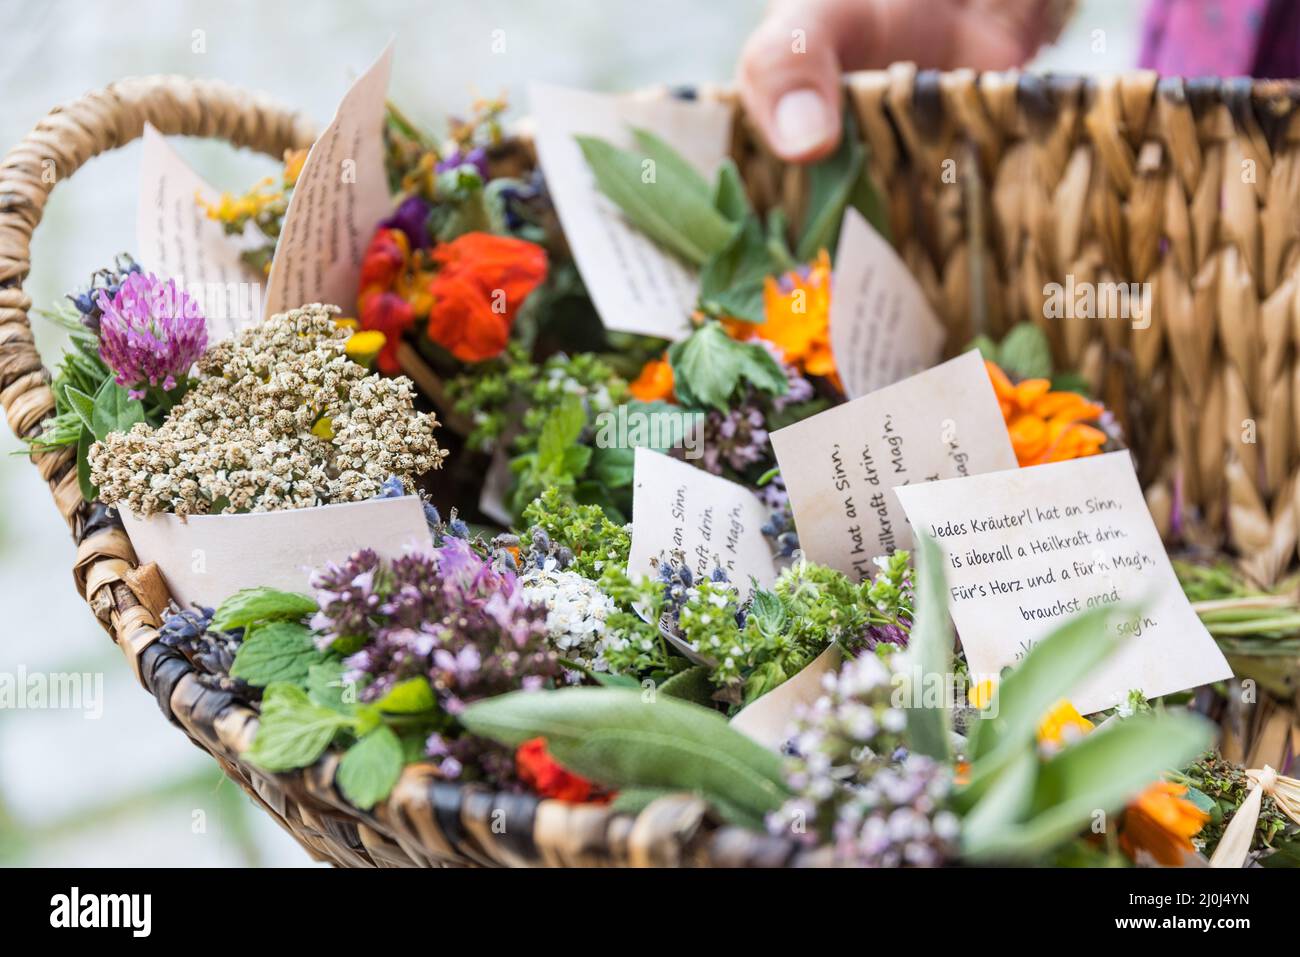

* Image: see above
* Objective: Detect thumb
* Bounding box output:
[737,3,851,163]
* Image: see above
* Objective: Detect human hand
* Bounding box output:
[737,0,1066,162]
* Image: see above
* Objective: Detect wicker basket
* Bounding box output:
[1,69,1297,867]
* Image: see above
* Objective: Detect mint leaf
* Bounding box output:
[536,394,587,471]
[229,621,320,688]
[246,684,352,772]
[698,217,774,324]
[373,676,436,714]
[307,660,354,712]
[711,157,752,220]
[668,322,788,412]
[576,135,734,266]
[996,322,1053,380]
[211,587,317,631]
[336,725,404,810]
[797,110,864,261]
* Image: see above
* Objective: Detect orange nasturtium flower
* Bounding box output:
[426,232,548,363]
[515,737,604,803]
[986,361,1107,467]
[726,250,836,381]
[629,353,675,402]
[1119,781,1210,866]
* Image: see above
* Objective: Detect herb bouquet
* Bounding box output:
[6,67,1300,869]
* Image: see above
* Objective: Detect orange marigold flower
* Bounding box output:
[629,354,675,402]
[986,360,1107,467]
[728,250,836,380]
[1120,781,1209,866]
[515,737,602,803]
[427,232,548,363]
[359,290,414,375]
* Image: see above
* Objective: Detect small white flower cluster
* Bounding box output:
[769,652,959,867]
[89,304,448,516]
[519,566,617,674]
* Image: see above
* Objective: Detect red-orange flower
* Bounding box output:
[629,354,675,402]
[427,232,548,363]
[515,737,602,803]
[986,361,1108,467]
[360,227,410,292]
[359,290,413,375]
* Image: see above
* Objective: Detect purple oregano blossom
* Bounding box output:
[95,272,207,399]
[310,539,560,784]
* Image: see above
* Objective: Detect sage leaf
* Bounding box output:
[64,384,95,435]
[336,725,404,811]
[698,217,773,324]
[657,664,715,706]
[796,109,864,261]
[711,157,752,220]
[576,135,733,266]
[90,376,145,442]
[246,683,352,772]
[211,587,318,631]
[460,688,790,823]
[631,127,712,202]
[229,621,320,687]
[76,426,98,502]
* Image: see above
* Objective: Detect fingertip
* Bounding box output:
[770,88,840,162]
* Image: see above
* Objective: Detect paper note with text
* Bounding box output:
[530,83,734,340]
[893,451,1232,714]
[628,447,775,599]
[136,124,264,340]
[263,42,394,317]
[829,208,946,397]
[770,350,1017,581]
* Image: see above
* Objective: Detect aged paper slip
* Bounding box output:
[770,350,1018,582]
[530,83,734,340]
[627,447,775,599]
[829,207,946,397]
[894,451,1232,714]
[263,42,394,317]
[120,496,433,609]
[136,124,264,339]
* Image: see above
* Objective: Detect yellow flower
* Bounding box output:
[196,177,285,227]
[1120,781,1209,866]
[344,330,387,368]
[311,416,335,440]
[968,678,997,710]
[1036,699,1093,752]
[725,250,836,382]
[283,148,309,187]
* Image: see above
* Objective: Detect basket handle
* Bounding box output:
[0,75,315,528]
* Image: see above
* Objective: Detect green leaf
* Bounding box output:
[588,444,635,489]
[796,108,863,261]
[609,787,680,816]
[958,746,1038,856]
[848,157,890,243]
[245,683,352,772]
[997,322,1053,380]
[211,587,317,631]
[698,217,774,324]
[90,376,145,442]
[307,660,352,712]
[900,534,953,762]
[967,333,1000,364]
[460,688,790,822]
[373,676,436,714]
[76,426,98,502]
[576,135,734,266]
[657,664,715,706]
[965,605,1126,765]
[667,322,788,412]
[631,128,713,202]
[748,588,788,638]
[64,384,95,435]
[336,725,404,811]
[711,157,752,221]
[536,394,587,471]
[229,621,319,688]
[964,712,1214,862]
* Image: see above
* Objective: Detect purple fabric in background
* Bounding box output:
[1138,0,1283,77]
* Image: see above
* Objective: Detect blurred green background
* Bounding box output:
[0,0,1137,866]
